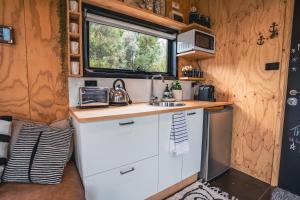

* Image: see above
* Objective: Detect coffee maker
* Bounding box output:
[193,83,216,102]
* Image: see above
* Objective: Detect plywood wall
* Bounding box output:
[0,0,30,119]
[0,0,68,123]
[187,0,293,184]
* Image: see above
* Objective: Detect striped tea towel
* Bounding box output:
[170,112,189,156]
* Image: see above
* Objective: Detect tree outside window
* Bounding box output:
[89,22,168,73]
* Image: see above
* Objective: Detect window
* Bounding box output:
[89,22,168,73]
[83,5,178,78]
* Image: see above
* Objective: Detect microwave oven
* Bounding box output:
[177,29,215,54]
[79,87,110,108]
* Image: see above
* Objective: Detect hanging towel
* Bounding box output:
[169,112,189,156]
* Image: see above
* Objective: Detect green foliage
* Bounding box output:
[171,80,182,90]
[89,22,167,73]
[57,0,67,88]
[89,24,125,69]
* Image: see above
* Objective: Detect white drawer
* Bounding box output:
[79,115,158,176]
[85,156,158,200]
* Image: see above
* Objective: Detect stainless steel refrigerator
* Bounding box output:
[201,106,233,181]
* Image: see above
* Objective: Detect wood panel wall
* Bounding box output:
[0,0,68,123]
[187,0,293,184]
[0,0,30,119]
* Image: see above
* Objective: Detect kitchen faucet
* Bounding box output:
[150,74,165,104]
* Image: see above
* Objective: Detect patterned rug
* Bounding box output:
[272,188,300,200]
[166,181,238,200]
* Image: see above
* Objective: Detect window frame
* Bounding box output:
[82,4,178,79]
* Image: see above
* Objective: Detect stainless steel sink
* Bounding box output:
[149,102,186,107]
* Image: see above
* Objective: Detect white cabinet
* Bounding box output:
[85,156,158,200]
[182,109,204,180]
[73,108,204,200]
[158,112,183,191]
[158,109,203,192]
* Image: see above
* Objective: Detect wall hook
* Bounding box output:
[257,33,266,45]
[269,22,279,39]
[257,22,279,46]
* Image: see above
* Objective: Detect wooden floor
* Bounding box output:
[210,169,271,200]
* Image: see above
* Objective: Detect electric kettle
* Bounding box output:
[109,79,132,106]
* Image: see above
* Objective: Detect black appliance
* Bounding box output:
[194,85,215,102]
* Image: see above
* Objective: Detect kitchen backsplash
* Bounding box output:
[68,77,193,107]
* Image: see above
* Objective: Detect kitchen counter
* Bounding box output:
[70,101,233,123]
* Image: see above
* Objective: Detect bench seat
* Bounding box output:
[0,162,85,200]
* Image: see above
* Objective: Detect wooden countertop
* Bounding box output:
[70,101,233,123]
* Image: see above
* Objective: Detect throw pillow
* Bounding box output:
[3,123,73,184]
[0,116,12,183]
[9,119,73,162]
[49,119,74,162]
[9,120,47,157]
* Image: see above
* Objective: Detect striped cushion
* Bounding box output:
[0,116,12,183]
[3,123,73,184]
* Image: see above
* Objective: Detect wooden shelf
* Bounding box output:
[179,77,205,81]
[69,74,82,78]
[67,0,83,77]
[70,54,81,58]
[177,51,215,60]
[180,23,213,33]
[83,0,187,30]
[69,32,80,39]
[69,11,81,19]
[82,1,215,33]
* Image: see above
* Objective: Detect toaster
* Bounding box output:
[79,87,110,108]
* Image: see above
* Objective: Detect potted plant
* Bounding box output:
[171,80,183,101]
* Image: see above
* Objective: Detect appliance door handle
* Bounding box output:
[290,89,300,96]
[187,112,197,116]
[120,167,135,175]
[119,121,135,126]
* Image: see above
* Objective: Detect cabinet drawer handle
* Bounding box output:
[187,112,196,116]
[120,167,135,175]
[119,121,135,126]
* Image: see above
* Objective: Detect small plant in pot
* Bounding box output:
[171,80,183,101]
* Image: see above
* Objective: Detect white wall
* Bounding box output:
[68,77,193,107]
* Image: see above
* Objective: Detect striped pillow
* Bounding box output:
[2,123,73,184]
[0,116,12,183]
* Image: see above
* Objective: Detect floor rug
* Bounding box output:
[166,181,238,200]
[272,188,300,200]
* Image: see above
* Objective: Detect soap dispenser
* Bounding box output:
[162,84,174,102]
[163,84,171,99]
